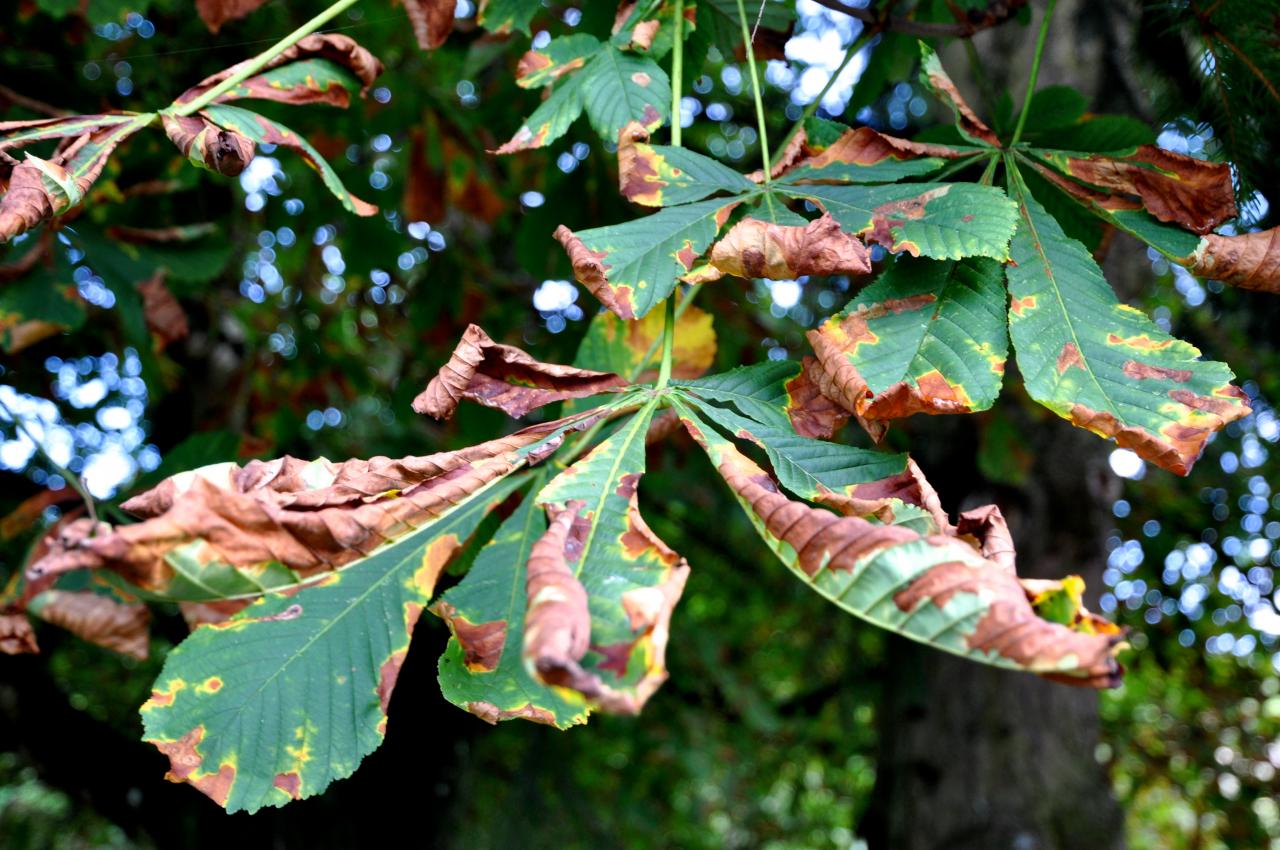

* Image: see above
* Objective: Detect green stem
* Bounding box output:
[978,154,1000,186]
[736,0,773,185]
[170,0,360,117]
[1008,0,1058,146]
[670,0,684,147]
[655,296,677,389]
[0,397,98,525]
[770,25,876,164]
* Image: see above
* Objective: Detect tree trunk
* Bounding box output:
[862,3,1148,847]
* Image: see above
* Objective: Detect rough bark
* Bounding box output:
[863,3,1145,847]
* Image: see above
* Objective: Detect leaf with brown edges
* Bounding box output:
[414,324,629,419]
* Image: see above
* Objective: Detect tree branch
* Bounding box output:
[805,0,1026,39]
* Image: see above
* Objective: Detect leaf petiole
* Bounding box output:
[168,0,362,117]
[1008,0,1059,147]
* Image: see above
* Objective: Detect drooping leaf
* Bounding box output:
[1004,168,1249,475]
[494,71,587,154]
[530,402,691,714]
[162,113,255,176]
[434,473,590,728]
[29,409,617,600]
[0,113,142,148]
[201,104,377,216]
[774,126,979,185]
[413,323,628,419]
[1032,145,1236,234]
[917,43,1000,146]
[806,256,1008,420]
[172,34,383,107]
[139,473,526,812]
[707,214,871,280]
[677,388,929,523]
[0,116,149,242]
[137,271,189,350]
[555,198,739,319]
[617,121,756,207]
[779,182,1018,261]
[675,401,1125,686]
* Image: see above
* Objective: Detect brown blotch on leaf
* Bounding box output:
[414,323,626,419]
[154,727,236,806]
[1055,342,1085,375]
[1122,360,1192,382]
[175,34,383,106]
[273,772,302,800]
[433,601,507,672]
[786,361,850,440]
[466,701,559,726]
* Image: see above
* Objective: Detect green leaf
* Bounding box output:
[515,34,602,89]
[808,256,1008,419]
[140,474,526,813]
[478,0,541,34]
[620,141,756,207]
[0,113,142,148]
[1017,85,1088,134]
[434,473,591,728]
[678,389,908,505]
[676,361,806,430]
[780,182,1018,261]
[557,198,738,319]
[496,71,587,153]
[579,49,670,142]
[202,104,376,216]
[1004,168,1248,475]
[1025,116,1156,153]
[0,243,85,353]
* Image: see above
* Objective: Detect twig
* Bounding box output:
[0,84,70,118]
[0,397,98,525]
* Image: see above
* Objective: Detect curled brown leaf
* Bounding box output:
[414,324,627,419]
[28,410,611,594]
[403,0,457,50]
[705,435,1123,686]
[1189,227,1280,292]
[162,114,255,177]
[709,214,871,280]
[137,272,190,350]
[175,34,384,106]
[0,610,38,655]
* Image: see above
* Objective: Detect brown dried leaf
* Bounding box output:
[1189,227,1280,292]
[785,358,851,439]
[175,34,384,106]
[0,162,53,242]
[195,0,269,32]
[403,0,457,50]
[0,610,38,655]
[708,214,871,280]
[1047,147,1236,235]
[162,114,255,177]
[30,590,150,659]
[415,324,627,419]
[28,411,608,594]
[799,353,889,443]
[137,272,190,350]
